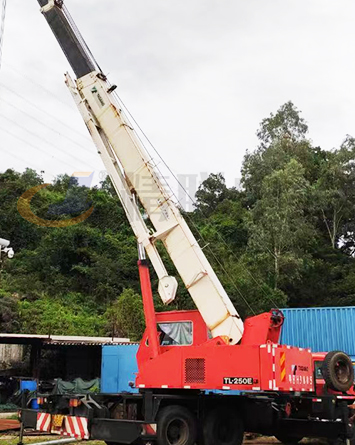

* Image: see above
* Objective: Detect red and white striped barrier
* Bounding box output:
[53,416,90,440]
[36,413,51,433]
[142,423,157,436]
[36,413,89,440]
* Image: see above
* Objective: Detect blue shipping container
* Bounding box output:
[280,307,355,362]
[101,344,139,394]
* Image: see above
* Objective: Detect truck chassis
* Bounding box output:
[21,388,355,445]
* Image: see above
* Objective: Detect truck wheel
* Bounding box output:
[157,405,197,445]
[321,351,354,392]
[276,434,304,444]
[203,407,244,445]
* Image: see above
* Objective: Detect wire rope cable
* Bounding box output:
[111,91,258,314]
[62,4,104,75]
[112,90,280,311]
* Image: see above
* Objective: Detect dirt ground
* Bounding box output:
[0,437,103,445]
[0,435,326,445]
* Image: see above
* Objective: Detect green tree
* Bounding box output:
[256,101,308,147]
[195,173,239,216]
[242,102,321,206]
[18,295,105,336]
[105,289,145,341]
[247,159,313,291]
[0,291,20,333]
[312,136,355,249]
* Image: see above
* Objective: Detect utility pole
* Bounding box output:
[0,0,7,70]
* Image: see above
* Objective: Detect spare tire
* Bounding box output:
[321,351,354,392]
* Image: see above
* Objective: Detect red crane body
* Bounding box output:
[137,261,313,393]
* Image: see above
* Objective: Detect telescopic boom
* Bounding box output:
[37,0,244,344]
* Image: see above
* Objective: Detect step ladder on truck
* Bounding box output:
[20,1,355,445]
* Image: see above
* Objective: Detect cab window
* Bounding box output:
[314,361,324,379]
[158,322,193,346]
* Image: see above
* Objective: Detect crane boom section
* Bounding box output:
[37,0,95,78]
[38,1,244,343]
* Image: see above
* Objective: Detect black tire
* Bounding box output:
[203,406,244,445]
[276,434,304,444]
[157,405,197,445]
[321,351,354,392]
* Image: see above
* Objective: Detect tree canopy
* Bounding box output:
[1,101,354,339]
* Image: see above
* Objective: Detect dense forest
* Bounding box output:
[1,102,354,341]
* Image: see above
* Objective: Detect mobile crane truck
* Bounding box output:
[20,1,355,445]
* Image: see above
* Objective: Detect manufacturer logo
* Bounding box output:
[17,172,94,228]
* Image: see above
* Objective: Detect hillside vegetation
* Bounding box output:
[1,102,354,341]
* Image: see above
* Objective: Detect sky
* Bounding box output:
[0,0,355,208]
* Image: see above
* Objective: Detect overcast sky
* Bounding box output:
[1,0,355,205]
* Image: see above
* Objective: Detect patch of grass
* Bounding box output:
[4,414,19,420]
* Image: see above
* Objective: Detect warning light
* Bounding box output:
[69,399,81,408]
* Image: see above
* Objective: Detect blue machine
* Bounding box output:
[101,344,139,393]
[20,380,39,409]
[20,380,37,392]
[281,306,355,364]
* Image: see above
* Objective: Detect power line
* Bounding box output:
[0,119,86,172]
[4,62,81,112]
[0,96,99,162]
[0,82,92,144]
[1,141,45,172]
[0,112,96,171]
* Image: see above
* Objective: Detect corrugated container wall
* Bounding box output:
[0,344,24,368]
[280,307,355,363]
[101,344,139,394]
